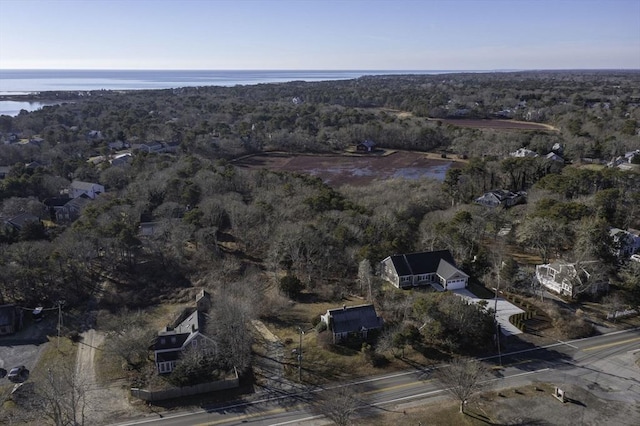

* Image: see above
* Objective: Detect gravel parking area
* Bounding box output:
[0,317,55,380]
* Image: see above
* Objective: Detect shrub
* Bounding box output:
[279,274,304,299]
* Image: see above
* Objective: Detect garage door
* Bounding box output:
[447,279,466,290]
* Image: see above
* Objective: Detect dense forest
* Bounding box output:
[1,71,639,382]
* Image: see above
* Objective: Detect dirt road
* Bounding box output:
[76,330,135,425]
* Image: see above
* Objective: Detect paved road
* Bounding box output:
[109,327,640,426]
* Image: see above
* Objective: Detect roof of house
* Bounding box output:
[510,148,539,157]
[154,309,202,351]
[489,189,520,201]
[64,193,91,210]
[538,262,575,283]
[327,304,382,334]
[6,212,40,230]
[44,197,72,207]
[71,181,102,190]
[154,332,191,351]
[546,152,563,161]
[388,250,456,276]
[537,261,598,284]
[436,259,469,280]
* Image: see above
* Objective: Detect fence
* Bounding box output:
[131,367,239,402]
[606,309,638,321]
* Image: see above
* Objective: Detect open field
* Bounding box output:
[353,381,639,426]
[234,151,463,186]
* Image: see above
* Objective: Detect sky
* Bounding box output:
[0,0,638,70]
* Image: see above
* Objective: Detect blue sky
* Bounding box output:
[0,0,638,70]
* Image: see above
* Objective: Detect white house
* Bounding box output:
[610,228,640,258]
[380,250,469,291]
[69,181,105,200]
[535,261,608,298]
[510,148,539,158]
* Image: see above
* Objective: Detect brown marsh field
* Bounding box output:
[234,150,463,186]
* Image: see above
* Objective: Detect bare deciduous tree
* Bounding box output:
[210,292,254,373]
[312,386,362,426]
[357,258,373,301]
[34,357,91,426]
[436,357,488,414]
[516,217,569,263]
[101,310,155,369]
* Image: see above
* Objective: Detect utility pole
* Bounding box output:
[298,327,305,382]
[57,300,65,348]
[494,275,502,367]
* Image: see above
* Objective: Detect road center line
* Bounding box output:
[361,379,434,396]
[583,337,640,352]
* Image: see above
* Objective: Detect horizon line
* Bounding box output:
[2,67,639,72]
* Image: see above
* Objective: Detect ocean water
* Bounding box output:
[0,100,62,116]
[0,69,469,116]
[0,69,446,94]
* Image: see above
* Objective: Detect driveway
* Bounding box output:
[76,330,135,425]
[452,288,524,336]
[251,320,294,394]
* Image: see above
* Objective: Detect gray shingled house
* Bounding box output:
[380,249,469,290]
[321,304,383,343]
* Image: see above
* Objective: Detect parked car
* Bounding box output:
[0,368,7,379]
[7,365,29,383]
[32,306,44,322]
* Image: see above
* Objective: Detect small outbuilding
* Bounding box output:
[356,140,376,153]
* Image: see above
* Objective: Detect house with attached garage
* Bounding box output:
[380,249,469,291]
[152,290,215,374]
[320,304,383,343]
